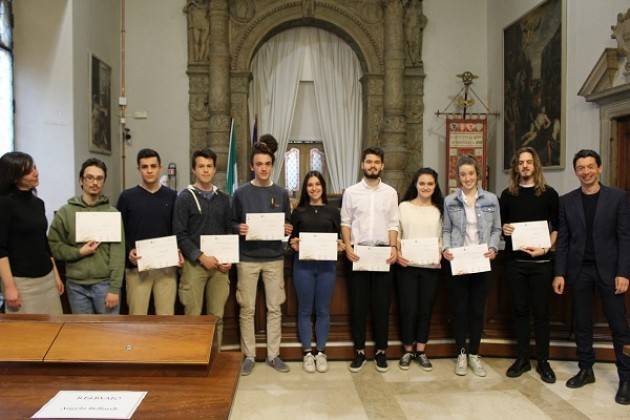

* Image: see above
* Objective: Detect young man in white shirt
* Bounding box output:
[341,147,399,373]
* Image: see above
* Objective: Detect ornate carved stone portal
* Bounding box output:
[184,0,426,191]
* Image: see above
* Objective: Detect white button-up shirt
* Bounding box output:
[341,178,399,246]
[461,190,479,246]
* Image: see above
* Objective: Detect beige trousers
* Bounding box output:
[236,260,285,359]
[125,267,177,315]
[179,259,230,349]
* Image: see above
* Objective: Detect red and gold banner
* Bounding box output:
[445,117,487,194]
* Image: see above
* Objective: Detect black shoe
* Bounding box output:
[616,380,630,405]
[506,358,531,378]
[536,361,556,384]
[348,351,366,373]
[566,368,595,388]
[375,350,389,373]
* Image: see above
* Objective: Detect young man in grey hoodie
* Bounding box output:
[48,158,125,314]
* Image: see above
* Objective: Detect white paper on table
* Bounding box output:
[135,235,179,272]
[75,212,121,243]
[449,243,491,276]
[510,220,551,250]
[245,213,285,241]
[31,390,147,419]
[400,237,440,266]
[200,234,240,263]
[352,245,390,272]
[299,232,338,261]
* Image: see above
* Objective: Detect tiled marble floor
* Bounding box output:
[231,357,629,419]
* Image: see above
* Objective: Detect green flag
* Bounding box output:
[226,119,238,195]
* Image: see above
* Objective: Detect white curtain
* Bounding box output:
[309,30,363,192]
[248,30,306,182]
[248,27,363,189]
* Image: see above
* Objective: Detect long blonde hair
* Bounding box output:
[508,147,547,196]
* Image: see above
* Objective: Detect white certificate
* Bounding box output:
[299,232,338,261]
[135,235,179,272]
[449,244,491,276]
[511,220,551,250]
[200,234,240,263]
[352,245,391,272]
[245,213,285,241]
[75,212,121,243]
[32,390,147,419]
[400,237,440,266]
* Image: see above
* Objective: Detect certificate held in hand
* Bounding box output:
[510,220,551,250]
[449,243,491,276]
[135,235,179,272]
[200,234,240,263]
[299,232,337,261]
[75,212,122,242]
[245,213,285,241]
[352,245,390,272]
[400,237,440,266]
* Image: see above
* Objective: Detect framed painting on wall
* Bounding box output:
[89,54,112,155]
[503,0,565,170]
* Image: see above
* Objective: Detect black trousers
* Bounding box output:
[450,272,489,354]
[397,266,439,346]
[506,260,552,361]
[572,263,630,381]
[348,267,392,351]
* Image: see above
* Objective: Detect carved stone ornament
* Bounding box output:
[612,8,630,73]
[183,0,210,62]
[184,0,426,190]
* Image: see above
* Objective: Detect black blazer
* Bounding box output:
[554,184,630,284]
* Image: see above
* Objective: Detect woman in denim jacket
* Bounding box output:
[442,155,501,377]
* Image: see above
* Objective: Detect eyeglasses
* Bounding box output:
[83,175,105,183]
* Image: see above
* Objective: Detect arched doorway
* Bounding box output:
[248,26,363,194]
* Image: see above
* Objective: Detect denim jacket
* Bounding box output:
[442,186,501,251]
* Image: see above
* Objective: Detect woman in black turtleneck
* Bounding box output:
[0,151,63,313]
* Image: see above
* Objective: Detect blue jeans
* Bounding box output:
[293,258,336,351]
[66,280,119,314]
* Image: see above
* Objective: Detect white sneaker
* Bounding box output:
[455,350,468,376]
[468,354,487,377]
[315,352,328,373]
[303,353,316,373]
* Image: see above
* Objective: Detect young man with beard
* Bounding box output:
[48,158,125,314]
[173,148,232,347]
[232,138,293,376]
[117,148,178,315]
[500,147,558,383]
[341,147,399,373]
[553,149,630,405]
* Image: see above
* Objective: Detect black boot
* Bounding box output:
[566,368,595,388]
[615,380,630,405]
[536,360,556,384]
[506,358,531,378]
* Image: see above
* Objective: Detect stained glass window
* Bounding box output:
[310,148,324,173]
[284,147,299,192]
[0,0,13,155]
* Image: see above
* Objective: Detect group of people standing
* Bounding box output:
[1,136,629,404]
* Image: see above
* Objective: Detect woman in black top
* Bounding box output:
[0,152,63,313]
[289,171,342,373]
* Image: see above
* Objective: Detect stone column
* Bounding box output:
[382,0,407,191]
[230,71,252,185]
[207,0,231,186]
[404,68,425,174]
[361,74,384,149]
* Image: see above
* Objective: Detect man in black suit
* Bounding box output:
[553,149,630,405]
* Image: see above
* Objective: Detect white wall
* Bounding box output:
[14,0,75,220]
[73,0,121,202]
[422,0,488,191]
[124,0,189,191]
[487,0,630,195]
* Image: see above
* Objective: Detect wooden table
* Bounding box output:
[0,351,241,419]
[0,315,240,419]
